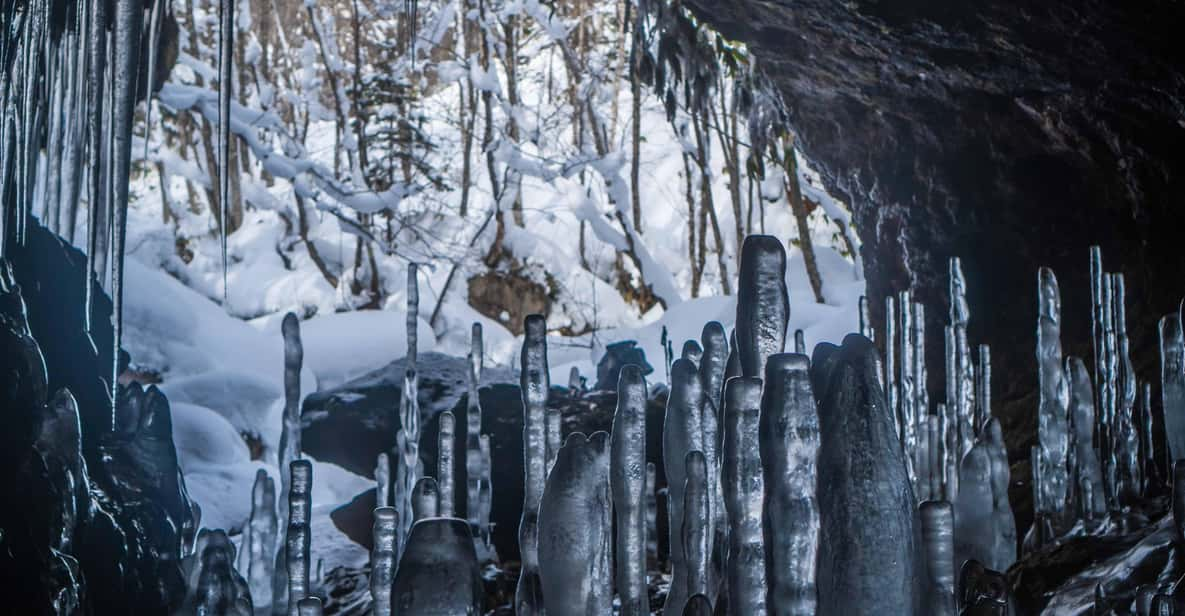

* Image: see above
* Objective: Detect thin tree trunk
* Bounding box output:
[785,147,825,303]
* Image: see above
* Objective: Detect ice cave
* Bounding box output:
[2,0,1185,614]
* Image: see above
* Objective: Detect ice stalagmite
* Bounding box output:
[395,368,420,551]
[1035,267,1070,522]
[1140,383,1157,491]
[466,324,483,534]
[1161,313,1185,465]
[886,296,900,443]
[517,314,549,615]
[813,336,919,615]
[370,507,397,616]
[646,462,658,569]
[663,358,705,615]
[683,594,713,615]
[1100,275,1119,509]
[278,313,303,526]
[217,0,235,303]
[683,339,704,364]
[955,420,1016,572]
[109,0,146,412]
[859,295,873,340]
[1067,357,1106,519]
[722,377,767,615]
[412,477,439,522]
[899,291,917,467]
[700,322,728,422]
[182,529,253,614]
[1174,462,1185,545]
[683,450,711,601]
[538,432,613,616]
[286,460,312,616]
[406,264,419,369]
[736,235,789,378]
[391,518,484,613]
[296,597,322,616]
[794,329,806,355]
[478,434,492,545]
[759,353,819,615]
[437,411,456,517]
[247,469,277,608]
[375,452,390,508]
[1112,274,1141,503]
[942,402,959,503]
[921,501,957,616]
[913,301,930,491]
[949,258,976,472]
[610,364,648,615]
[975,345,991,435]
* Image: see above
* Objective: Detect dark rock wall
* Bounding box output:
[686,0,1185,534]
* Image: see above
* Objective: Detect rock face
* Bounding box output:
[685,0,1185,534]
[0,221,195,613]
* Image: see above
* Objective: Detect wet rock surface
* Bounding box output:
[0,221,195,613]
[686,0,1185,536]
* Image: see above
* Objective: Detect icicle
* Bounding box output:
[285,460,312,616]
[663,358,705,615]
[143,0,165,161]
[683,450,711,602]
[610,364,648,616]
[407,264,419,366]
[913,301,929,497]
[682,339,703,365]
[1067,357,1106,519]
[370,507,397,616]
[375,452,390,507]
[296,597,322,616]
[218,0,235,304]
[1090,247,1107,440]
[794,329,806,355]
[814,336,919,613]
[1035,267,1070,522]
[1160,313,1185,463]
[859,295,873,340]
[721,376,767,615]
[109,0,146,416]
[760,353,819,615]
[735,235,789,378]
[886,296,900,443]
[247,469,277,608]
[975,345,991,435]
[412,477,438,522]
[538,432,613,615]
[278,313,304,525]
[83,0,108,344]
[437,411,455,517]
[921,501,957,616]
[391,518,484,612]
[516,314,549,615]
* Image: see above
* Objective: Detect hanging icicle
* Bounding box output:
[217,0,235,305]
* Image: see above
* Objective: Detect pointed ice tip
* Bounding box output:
[725,376,764,410]
[619,363,644,386]
[524,314,547,338]
[683,594,712,615]
[765,352,811,376]
[282,311,300,336]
